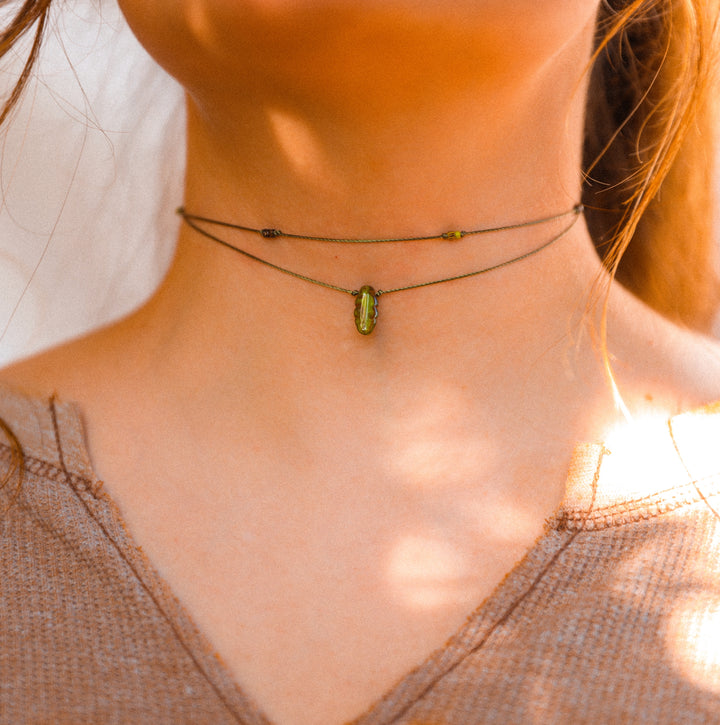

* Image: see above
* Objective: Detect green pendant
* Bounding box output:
[354,285,378,335]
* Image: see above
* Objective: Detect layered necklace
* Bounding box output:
[177,204,583,335]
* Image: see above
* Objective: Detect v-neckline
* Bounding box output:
[39,392,720,725]
[42,394,603,725]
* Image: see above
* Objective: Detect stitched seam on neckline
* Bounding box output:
[0,442,100,496]
[550,476,720,531]
[44,398,250,724]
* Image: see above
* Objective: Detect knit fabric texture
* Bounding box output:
[0,385,719,724]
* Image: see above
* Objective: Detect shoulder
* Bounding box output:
[585,288,720,492]
[0,378,91,471]
[0,337,97,402]
[0,334,114,481]
[0,319,129,416]
[0,380,98,532]
[605,285,720,416]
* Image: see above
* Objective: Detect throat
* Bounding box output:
[176,203,584,338]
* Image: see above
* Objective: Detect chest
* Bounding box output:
[99,453,560,725]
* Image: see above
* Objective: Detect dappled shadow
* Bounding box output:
[376,511,720,724]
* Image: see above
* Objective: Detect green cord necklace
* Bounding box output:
[177,204,583,335]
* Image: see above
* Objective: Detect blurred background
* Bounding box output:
[0,0,718,366]
[0,0,183,366]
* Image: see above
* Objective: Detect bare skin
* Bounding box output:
[3,2,720,723]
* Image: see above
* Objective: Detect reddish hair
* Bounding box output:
[584,0,720,330]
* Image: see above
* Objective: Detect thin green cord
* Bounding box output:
[179,204,583,334]
[177,204,583,244]
[180,205,583,298]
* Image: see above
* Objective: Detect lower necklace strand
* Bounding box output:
[179,205,583,335]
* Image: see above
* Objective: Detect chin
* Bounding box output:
[118,0,601,113]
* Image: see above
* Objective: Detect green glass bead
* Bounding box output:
[354,285,378,335]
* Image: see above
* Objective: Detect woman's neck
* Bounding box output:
[116,3,616,442]
[183,64,588,241]
[169,1,601,236]
[11,0,720,530]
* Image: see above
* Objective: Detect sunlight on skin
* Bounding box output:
[601,402,720,499]
[183,1,214,45]
[385,499,542,610]
[382,394,720,616]
[665,403,720,480]
[266,107,335,187]
[383,383,494,491]
[388,433,487,492]
[599,413,690,499]
[377,385,552,610]
[388,535,476,609]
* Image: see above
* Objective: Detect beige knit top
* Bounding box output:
[1,385,719,724]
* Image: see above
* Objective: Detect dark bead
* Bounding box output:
[261,228,282,238]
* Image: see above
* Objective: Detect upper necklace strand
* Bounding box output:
[177,204,583,243]
[178,204,583,335]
